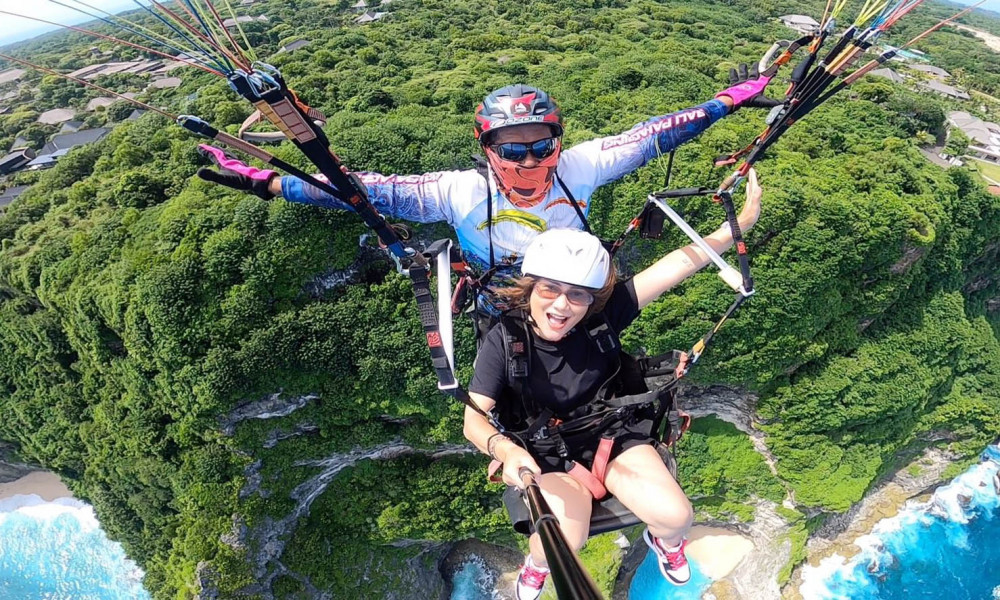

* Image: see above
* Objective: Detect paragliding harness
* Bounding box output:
[487,309,692,536]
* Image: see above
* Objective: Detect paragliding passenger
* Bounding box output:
[462,171,761,598]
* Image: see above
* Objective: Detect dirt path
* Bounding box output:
[955,24,1000,53]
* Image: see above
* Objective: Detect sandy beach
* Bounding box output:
[686,525,755,580]
[0,471,73,502]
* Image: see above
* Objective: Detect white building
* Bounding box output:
[948,111,1000,163]
[356,10,389,23]
[779,14,820,34]
[908,64,951,80]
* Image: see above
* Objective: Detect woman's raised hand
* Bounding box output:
[737,167,762,232]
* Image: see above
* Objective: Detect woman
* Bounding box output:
[463,170,762,598]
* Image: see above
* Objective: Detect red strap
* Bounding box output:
[678,411,692,436]
[451,276,468,314]
[591,437,614,485]
[487,459,504,483]
[567,461,608,500]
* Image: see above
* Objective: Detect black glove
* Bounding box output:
[196,144,277,200]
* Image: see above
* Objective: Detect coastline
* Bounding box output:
[0,470,74,503]
[784,446,965,599]
[686,525,755,580]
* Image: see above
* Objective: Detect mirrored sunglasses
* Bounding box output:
[534,280,595,306]
[491,138,559,162]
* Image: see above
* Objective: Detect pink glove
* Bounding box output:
[715,64,779,110]
[197,144,278,199]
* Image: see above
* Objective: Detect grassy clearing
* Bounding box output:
[969,157,1000,184]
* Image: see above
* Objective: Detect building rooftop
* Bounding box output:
[223,14,269,27]
[869,68,905,84]
[0,148,36,175]
[779,14,820,26]
[0,185,31,209]
[149,77,182,89]
[40,127,111,155]
[0,68,26,85]
[919,80,970,100]
[909,64,951,78]
[59,121,85,134]
[27,149,70,170]
[356,10,389,23]
[279,40,311,53]
[948,111,1000,148]
[67,60,163,81]
[86,97,116,111]
[37,108,77,125]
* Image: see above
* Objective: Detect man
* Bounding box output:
[199,68,773,324]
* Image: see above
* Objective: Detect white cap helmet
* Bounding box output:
[521,229,610,289]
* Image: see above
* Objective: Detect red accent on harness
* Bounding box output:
[426,332,442,347]
[488,459,504,483]
[591,437,614,487]
[567,461,608,500]
[736,241,747,254]
[679,412,692,436]
[451,276,468,314]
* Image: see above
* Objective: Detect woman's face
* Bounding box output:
[528,278,594,342]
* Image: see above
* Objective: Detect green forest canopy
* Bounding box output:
[0,0,999,597]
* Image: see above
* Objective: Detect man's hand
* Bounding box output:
[196,144,278,200]
[716,64,781,111]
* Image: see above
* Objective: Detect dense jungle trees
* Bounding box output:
[1,0,999,597]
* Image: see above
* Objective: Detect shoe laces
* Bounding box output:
[660,538,689,570]
[520,561,549,589]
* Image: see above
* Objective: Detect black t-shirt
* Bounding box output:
[469,280,641,417]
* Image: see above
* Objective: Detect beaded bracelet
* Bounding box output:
[486,433,507,461]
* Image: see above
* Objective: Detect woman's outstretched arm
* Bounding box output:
[632,168,762,310]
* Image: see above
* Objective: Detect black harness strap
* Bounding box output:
[472,156,497,272]
[553,172,592,235]
[409,241,502,429]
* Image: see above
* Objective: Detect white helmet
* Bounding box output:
[521,229,610,289]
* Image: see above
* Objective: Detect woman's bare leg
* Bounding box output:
[527,472,593,568]
[603,444,692,545]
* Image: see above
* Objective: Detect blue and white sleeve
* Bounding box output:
[280,170,464,225]
[561,99,730,191]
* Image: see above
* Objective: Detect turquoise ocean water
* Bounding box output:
[0,494,150,600]
[451,443,1000,599]
[799,443,1000,600]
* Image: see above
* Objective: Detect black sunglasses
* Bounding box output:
[490,138,559,162]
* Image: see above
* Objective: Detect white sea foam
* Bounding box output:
[800,443,1000,599]
[0,494,150,598]
[0,494,99,529]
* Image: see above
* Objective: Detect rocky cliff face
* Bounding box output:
[0,441,36,484]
